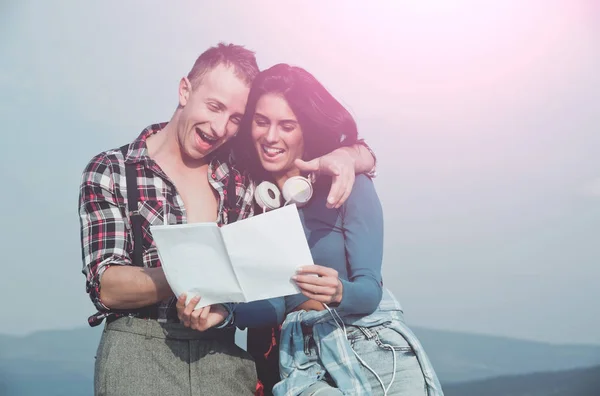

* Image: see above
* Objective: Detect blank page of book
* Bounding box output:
[150,222,246,308]
[221,204,313,302]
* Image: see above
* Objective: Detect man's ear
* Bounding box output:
[179,77,192,107]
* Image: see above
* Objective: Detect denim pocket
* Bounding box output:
[347,324,414,353]
[373,326,413,352]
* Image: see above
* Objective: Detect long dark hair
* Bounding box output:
[234,63,359,179]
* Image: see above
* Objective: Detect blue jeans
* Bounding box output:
[347,323,427,395]
[298,323,427,396]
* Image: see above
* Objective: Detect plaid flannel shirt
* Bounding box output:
[78,123,254,326]
[79,123,377,327]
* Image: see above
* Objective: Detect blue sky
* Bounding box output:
[1,1,599,345]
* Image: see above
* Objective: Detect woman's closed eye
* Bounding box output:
[254,118,270,128]
[280,122,296,132]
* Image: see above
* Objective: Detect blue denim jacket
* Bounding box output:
[273,289,444,396]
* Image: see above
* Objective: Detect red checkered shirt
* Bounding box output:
[78,123,255,326]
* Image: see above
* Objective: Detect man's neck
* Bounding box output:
[147,116,209,174]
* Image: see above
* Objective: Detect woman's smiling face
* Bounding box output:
[251,93,305,177]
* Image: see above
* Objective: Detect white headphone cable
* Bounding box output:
[323,304,397,395]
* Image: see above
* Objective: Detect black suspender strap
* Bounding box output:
[113,144,159,321]
[120,144,143,267]
[226,170,239,224]
[92,144,165,325]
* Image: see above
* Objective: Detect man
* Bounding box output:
[79,43,376,396]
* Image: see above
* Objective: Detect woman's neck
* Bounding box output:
[273,167,301,191]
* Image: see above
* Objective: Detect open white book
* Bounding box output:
[150,204,314,309]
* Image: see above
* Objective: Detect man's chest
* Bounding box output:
[168,171,219,224]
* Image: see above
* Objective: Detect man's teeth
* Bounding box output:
[262,145,284,155]
[199,131,217,143]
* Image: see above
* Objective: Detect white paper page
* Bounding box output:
[150,222,246,309]
[221,204,314,302]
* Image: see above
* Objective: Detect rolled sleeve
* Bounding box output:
[79,153,131,312]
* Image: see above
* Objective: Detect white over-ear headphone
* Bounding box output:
[254,175,314,211]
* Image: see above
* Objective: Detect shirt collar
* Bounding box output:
[123,123,167,165]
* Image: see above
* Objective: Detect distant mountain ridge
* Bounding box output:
[411,326,600,383]
[443,364,600,396]
[1,326,599,396]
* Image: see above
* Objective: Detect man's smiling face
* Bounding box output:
[177,63,250,161]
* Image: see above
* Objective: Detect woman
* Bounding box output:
[236,64,444,396]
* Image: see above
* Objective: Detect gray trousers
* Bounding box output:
[94,317,257,396]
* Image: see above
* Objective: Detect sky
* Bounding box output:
[0,0,599,345]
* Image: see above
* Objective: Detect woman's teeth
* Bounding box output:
[262,145,285,155]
